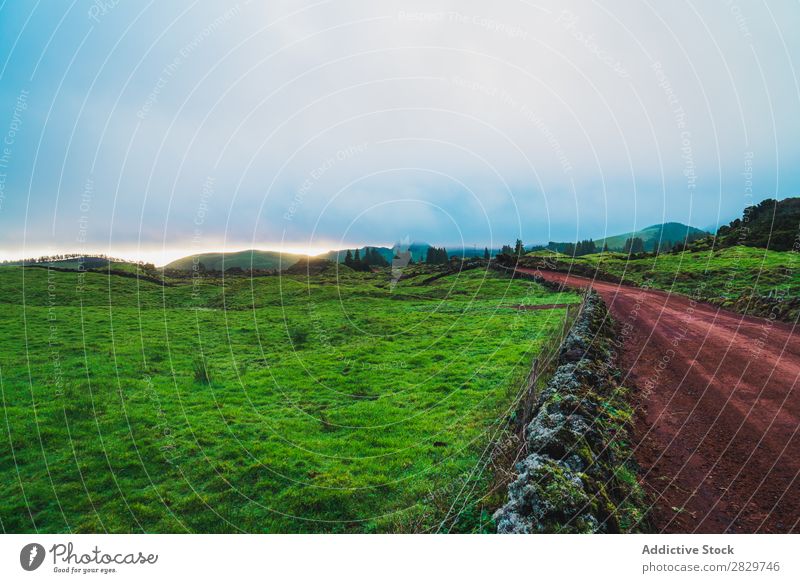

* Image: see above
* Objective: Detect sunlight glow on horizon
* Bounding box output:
[0,242,393,267]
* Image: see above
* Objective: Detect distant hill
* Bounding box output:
[0,255,141,270]
[325,242,434,263]
[38,256,110,269]
[283,258,340,276]
[714,197,800,252]
[163,242,499,272]
[594,222,709,252]
[164,249,304,271]
[324,246,396,264]
[324,242,498,263]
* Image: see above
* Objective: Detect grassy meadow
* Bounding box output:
[0,263,578,533]
[524,245,800,319]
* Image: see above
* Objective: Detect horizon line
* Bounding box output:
[0,217,715,267]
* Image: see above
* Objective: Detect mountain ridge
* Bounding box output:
[593,222,708,252]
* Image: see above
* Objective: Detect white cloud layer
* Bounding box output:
[0,0,798,259]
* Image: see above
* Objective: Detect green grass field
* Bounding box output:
[524,245,800,320]
[0,264,578,533]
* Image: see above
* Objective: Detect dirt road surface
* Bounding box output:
[517,268,800,533]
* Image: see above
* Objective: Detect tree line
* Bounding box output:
[545,234,706,256]
[424,246,449,265]
[0,253,154,269]
[344,247,390,271]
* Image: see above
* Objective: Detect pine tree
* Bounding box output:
[426,247,449,265]
[624,237,645,254]
[344,250,353,266]
[484,247,490,260]
[375,249,389,267]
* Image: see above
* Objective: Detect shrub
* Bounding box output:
[288,326,309,348]
[193,356,212,384]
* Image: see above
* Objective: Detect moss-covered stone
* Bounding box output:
[494,291,648,533]
[495,454,599,534]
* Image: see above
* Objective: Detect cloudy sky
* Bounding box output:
[0,0,798,263]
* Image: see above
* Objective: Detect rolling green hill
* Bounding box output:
[518,245,800,321]
[714,197,800,251]
[594,222,708,252]
[164,249,304,271]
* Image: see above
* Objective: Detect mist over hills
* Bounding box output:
[117,222,720,271]
[16,198,796,272]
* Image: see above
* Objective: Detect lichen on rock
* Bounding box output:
[494,291,647,533]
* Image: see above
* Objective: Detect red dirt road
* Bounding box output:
[517,268,800,533]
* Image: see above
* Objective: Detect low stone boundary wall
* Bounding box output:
[494,291,646,533]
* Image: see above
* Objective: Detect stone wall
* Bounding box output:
[494,291,647,533]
